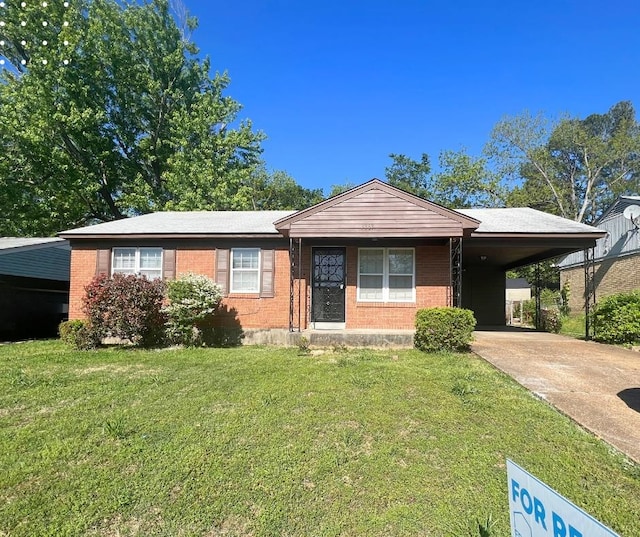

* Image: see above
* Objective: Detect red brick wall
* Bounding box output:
[175,249,215,278]
[68,243,451,331]
[345,245,449,329]
[68,247,97,319]
[220,248,292,329]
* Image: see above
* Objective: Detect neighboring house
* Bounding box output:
[0,237,70,340]
[506,278,532,302]
[59,180,604,335]
[558,195,640,312]
[505,278,531,326]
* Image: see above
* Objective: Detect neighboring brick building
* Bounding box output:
[59,180,604,334]
[558,196,640,312]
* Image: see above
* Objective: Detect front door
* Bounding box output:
[311,247,346,324]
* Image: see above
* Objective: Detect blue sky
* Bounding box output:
[186,0,637,193]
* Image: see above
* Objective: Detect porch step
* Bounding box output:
[304,329,415,349]
[241,328,415,348]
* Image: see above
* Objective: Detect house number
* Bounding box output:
[361,224,375,230]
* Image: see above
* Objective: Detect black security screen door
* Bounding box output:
[312,247,346,323]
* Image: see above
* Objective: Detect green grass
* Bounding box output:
[1,341,639,537]
[560,313,587,339]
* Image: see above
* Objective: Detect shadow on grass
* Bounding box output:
[618,387,640,413]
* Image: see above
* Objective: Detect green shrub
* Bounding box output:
[58,319,99,350]
[83,273,166,348]
[522,289,563,327]
[560,280,571,316]
[163,273,222,347]
[591,291,640,344]
[414,307,476,353]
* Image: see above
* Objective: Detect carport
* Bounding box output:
[456,208,606,328]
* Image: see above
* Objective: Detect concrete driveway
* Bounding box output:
[471,329,640,463]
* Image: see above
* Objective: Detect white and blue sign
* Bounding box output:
[507,459,619,537]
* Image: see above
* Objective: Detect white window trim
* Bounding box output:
[111,247,163,280]
[357,247,415,303]
[230,248,261,293]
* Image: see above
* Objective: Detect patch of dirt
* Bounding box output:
[205,515,254,536]
[75,364,163,377]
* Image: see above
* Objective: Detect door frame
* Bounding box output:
[310,246,346,329]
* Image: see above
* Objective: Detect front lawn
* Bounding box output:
[1,341,639,536]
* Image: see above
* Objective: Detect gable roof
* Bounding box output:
[556,195,640,269]
[59,211,295,239]
[274,179,480,238]
[596,195,640,223]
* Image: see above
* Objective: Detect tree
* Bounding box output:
[385,152,432,198]
[0,0,266,235]
[431,149,505,208]
[383,151,504,208]
[245,168,324,210]
[327,182,357,198]
[487,102,640,223]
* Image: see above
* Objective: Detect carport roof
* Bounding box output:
[454,208,605,270]
[457,208,603,236]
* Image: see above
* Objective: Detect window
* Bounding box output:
[112,248,163,280]
[358,248,415,302]
[231,248,260,293]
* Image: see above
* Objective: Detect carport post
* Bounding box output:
[534,263,541,330]
[584,246,596,340]
[449,237,462,307]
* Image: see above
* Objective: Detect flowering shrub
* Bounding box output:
[83,273,166,347]
[163,273,223,347]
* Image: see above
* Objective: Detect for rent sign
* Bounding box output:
[507,460,619,537]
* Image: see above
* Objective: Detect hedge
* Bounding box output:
[414,307,476,353]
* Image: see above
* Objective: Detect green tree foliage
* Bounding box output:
[488,102,640,223]
[431,150,505,208]
[327,182,357,198]
[247,168,324,210]
[385,152,432,198]
[383,151,505,208]
[0,0,288,235]
[506,262,560,292]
